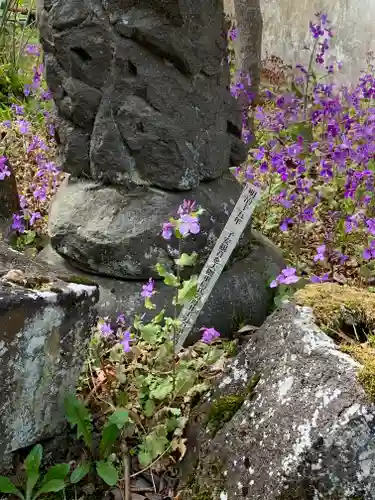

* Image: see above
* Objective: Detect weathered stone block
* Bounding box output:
[0,243,99,468]
[181,302,375,499]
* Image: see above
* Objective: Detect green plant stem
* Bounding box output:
[172,241,182,397]
[303,38,319,118]
[130,445,172,479]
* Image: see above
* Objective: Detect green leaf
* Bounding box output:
[70,462,91,484]
[100,409,129,458]
[41,464,70,485]
[144,399,155,418]
[24,445,43,500]
[33,479,66,498]
[96,461,118,486]
[174,252,198,268]
[150,378,174,400]
[144,297,156,310]
[0,476,24,499]
[107,409,130,428]
[25,472,39,500]
[64,394,93,451]
[24,230,36,245]
[137,450,153,468]
[24,445,43,474]
[138,431,169,467]
[140,323,161,343]
[177,276,198,305]
[152,309,165,324]
[155,263,180,286]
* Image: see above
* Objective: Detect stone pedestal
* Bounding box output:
[37,0,282,337]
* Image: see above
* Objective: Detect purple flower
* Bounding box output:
[162,222,174,240]
[255,147,266,161]
[11,104,24,116]
[11,214,25,233]
[24,84,32,96]
[17,119,30,135]
[0,156,10,180]
[100,322,114,337]
[40,89,53,101]
[141,278,155,298]
[178,200,197,216]
[280,218,293,231]
[179,214,200,237]
[120,330,133,353]
[363,240,375,260]
[1,120,11,128]
[117,313,126,324]
[310,273,329,283]
[33,185,47,201]
[270,267,300,288]
[313,244,326,262]
[228,27,238,41]
[19,195,28,209]
[29,211,41,226]
[200,327,220,344]
[366,219,375,236]
[25,44,40,56]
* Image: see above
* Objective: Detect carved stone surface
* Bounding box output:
[38,0,247,190]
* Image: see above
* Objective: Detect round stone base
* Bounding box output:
[38,231,284,345]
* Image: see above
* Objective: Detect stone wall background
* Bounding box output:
[224,0,375,83]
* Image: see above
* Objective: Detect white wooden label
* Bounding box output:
[175,182,261,352]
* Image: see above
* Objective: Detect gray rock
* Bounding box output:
[181,302,375,499]
[37,230,284,344]
[0,242,99,468]
[54,117,90,177]
[38,0,247,188]
[48,174,254,279]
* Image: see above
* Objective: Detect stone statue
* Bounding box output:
[37,0,283,341]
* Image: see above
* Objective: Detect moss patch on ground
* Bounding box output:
[295,283,375,343]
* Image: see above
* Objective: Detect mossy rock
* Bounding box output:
[295,283,375,342]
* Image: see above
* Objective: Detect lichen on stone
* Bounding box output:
[295,283,375,342]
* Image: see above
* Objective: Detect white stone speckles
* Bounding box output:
[278,375,294,402]
[66,282,97,297]
[220,492,228,500]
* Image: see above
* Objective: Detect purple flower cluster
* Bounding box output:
[200,327,221,344]
[99,314,134,353]
[0,44,61,237]
[228,13,375,287]
[162,199,201,240]
[270,268,300,288]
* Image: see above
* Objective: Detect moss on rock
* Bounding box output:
[57,274,98,286]
[206,374,260,434]
[342,343,375,402]
[295,283,375,341]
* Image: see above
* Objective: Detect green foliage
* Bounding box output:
[65,395,131,487]
[0,445,70,500]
